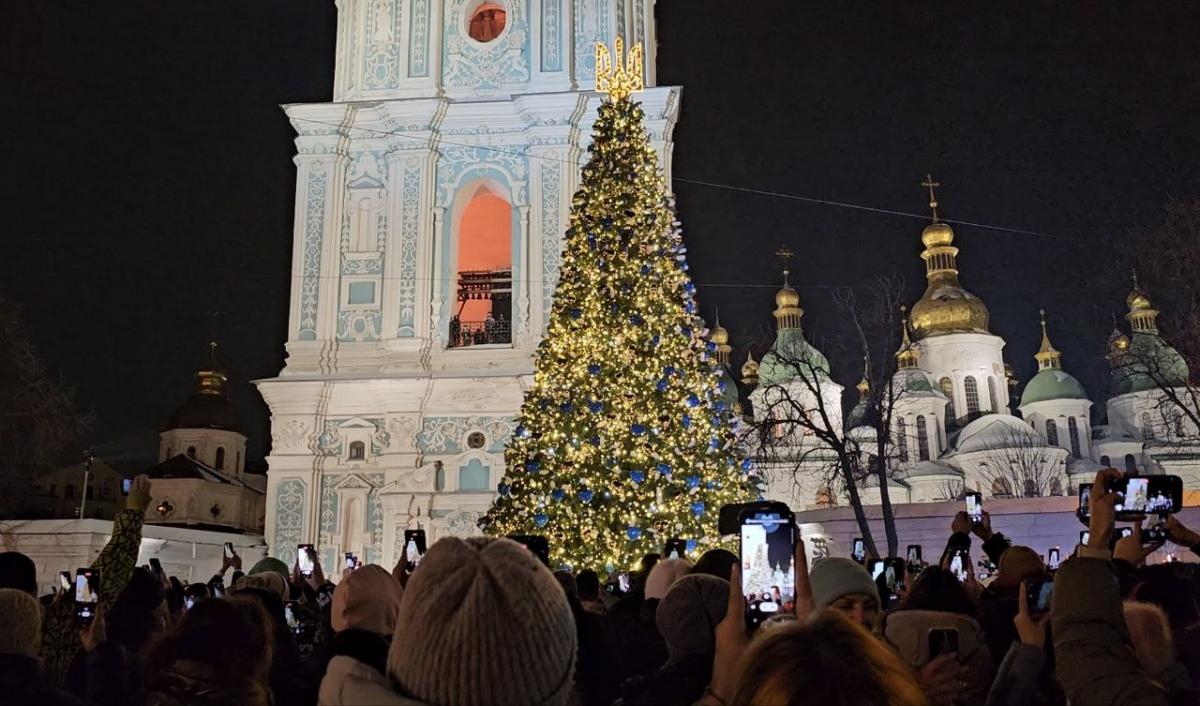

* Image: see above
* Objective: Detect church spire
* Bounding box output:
[710,309,732,366]
[1034,309,1063,371]
[772,246,803,330]
[895,306,921,369]
[1125,271,1160,333]
[856,356,871,401]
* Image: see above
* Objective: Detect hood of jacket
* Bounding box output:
[320,655,425,706]
[884,610,995,703]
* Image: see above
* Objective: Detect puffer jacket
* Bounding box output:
[319,655,422,706]
[142,660,271,706]
[884,609,996,705]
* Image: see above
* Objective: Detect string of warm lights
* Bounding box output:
[479,85,756,572]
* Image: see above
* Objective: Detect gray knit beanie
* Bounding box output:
[387,536,576,706]
[0,588,42,656]
[809,557,880,610]
[655,574,729,663]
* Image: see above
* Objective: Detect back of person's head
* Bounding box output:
[690,548,738,581]
[900,566,977,618]
[576,569,601,601]
[656,574,728,662]
[992,546,1045,588]
[150,598,273,688]
[0,588,42,657]
[1133,566,1200,631]
[731,611,926,706]
[107,567,166,651]
[331,563,403,636]
[553,570,579,602]
[235,570,288,601]
[645,558,694,600]
[388,536,576,706]
[0,552,37,595]
[248,557,291,583]
[640,553,661,576]
[1125,601,1175,676]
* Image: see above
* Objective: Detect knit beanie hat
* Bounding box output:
[0,552,37,595]
[810,557,880,610]
[388,536,576,706]
[690,548,738,581]
[249,557,291,582]
[644,557,694,600]
[656,574,729,662]
[993,546,1044,588]
[0,588,42,655]
[235,572,288,602]
[331,564,403,636]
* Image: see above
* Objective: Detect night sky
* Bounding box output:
[5,2,1199,466]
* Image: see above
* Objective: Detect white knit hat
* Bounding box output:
[0,588,41,656]
[387,536,576,706]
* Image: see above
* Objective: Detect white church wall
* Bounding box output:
[917,333,1009,421]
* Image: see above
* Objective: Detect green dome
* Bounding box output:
[1020,368,1089,406]
[1112,332,1191,397]
[758,328,831,386]
[891,368,941,396]
[846,398,870,429]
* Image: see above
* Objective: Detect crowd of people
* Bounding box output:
[1,468,1199,705]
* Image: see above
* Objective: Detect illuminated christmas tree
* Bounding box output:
[481,40,754,571]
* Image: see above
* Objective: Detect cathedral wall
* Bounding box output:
[918,333,1009,423]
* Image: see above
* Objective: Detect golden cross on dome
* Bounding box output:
[775,245,795,280]
[595,38,644,100]
[921,173,941,222]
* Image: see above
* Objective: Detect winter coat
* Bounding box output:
[603,597,668,683]
[1052,557,1169,706]
[984,642,1047,706]
[0,653,83,706]
[317,628,392,706]
[884,609,996,705]
[614,652,711,706]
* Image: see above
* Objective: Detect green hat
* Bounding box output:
[250,557,290,582]
[810,557,881,610]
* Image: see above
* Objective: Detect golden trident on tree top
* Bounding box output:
[595,37,644,100]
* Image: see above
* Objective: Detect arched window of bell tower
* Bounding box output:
[451,182,513,347]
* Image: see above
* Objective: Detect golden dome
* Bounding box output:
[1126,289,1152,312]
[710,323,730,346]
[921,221,955,248]
[775,285,800,309]
[910,290,990,338]
[740,352,760,385]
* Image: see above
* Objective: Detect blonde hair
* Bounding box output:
[1124,601,1174,676]
[731,610,927,706]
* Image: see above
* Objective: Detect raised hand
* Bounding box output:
[1014,580,1050,649]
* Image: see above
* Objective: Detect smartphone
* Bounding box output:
[75,569,100,624]
[1144,523,1169,546]
[618,572,631,593]
[928,628,960,660]
[1108,475,1183,518]
[1025,579,1054,613]
[1077,484,1092,523]
[965,492,984,526]
[121,478,132,495]
[739,504,796,630]
[58,571,72,595]
[851,538,866,564]
[868,559,885,581]
[664,537,687,560]
[149,557,164,579]
[404,530,428,571]
[344,552,357,571]
[184,596,195,610]
[506,534,550,567]
[906,545,922,564]
[1047,547,1061,571]
[297,544,315,578]
[884,558,906,594]
[949,548,971,582]
[1118,527,1134,539]
[283,600,300,631]
[209,579,225,598]
[1079,530,1090,546]
[223,542,235,560]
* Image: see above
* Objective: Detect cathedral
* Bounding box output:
[735,197,1199,513]
[258,1,1198,568]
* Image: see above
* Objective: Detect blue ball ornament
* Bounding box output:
[589,435,600,445]
[686,475,701,489]
[626,526,643,540]
[686,301,697,314]
[588,363,601,375]
[631,424,646,436]
[640,264,651,275]
[535,513,549,527]
[650,335,661,347]
[579,489,594,503]
[526,460,540,473]
[706,341,717,352]
[551,488,566,501]
[559,402,573,413]
[570,307,582,319]
[497,482,511,496]
[657,463,672,477]
[681,414,692,429]
[680,326,692,337]
[515,424,528,438]
[629,470,646,484]
[715,400,726,412]
[710,438,721,450]
[588,401,604,414]
[663,365,675,375]
[686,539,698,552]
[690,501,705,517]
[629,314,644,326]
[741,458,754,472]
[656,379,669,393]
[687,394,701,407]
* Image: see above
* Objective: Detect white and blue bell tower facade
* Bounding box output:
[257,0,680,569]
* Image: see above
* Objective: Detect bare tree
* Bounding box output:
[971,420,1066,499]
[1130,198,1200,369]
[746,274,910,559]
[0,294,94,518]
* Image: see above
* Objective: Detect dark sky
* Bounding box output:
[4,2,1199,465]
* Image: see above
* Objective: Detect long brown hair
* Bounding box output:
[731,610,927,706]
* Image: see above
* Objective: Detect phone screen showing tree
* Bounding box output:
[740,512,796,629]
